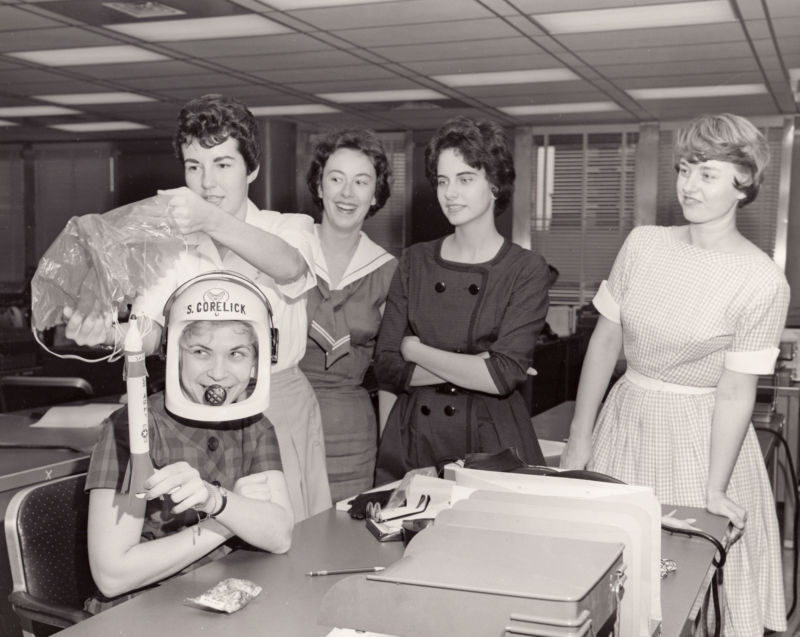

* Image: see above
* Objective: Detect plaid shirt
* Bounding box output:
[86,391,281,541]
[85,392,282,613]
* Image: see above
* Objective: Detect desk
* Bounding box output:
[54,504,726,637]
[0,407,101,637]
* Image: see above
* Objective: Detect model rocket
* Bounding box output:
[121,314,154,501]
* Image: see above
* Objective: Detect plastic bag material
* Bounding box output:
[187,578,262,613]
[31,195,188,332]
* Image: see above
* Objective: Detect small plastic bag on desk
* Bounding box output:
[186,577,262,614]
[30,195,187,332]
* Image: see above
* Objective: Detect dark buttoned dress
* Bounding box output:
[374,238,550,485]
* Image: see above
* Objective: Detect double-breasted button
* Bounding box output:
[207,436,219,451]
[444,405,456,417]
[421,405,431,415]
[469,284,480,295]
[435,281,446,293]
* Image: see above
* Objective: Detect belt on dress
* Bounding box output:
[433,382,462,395]
[624,367,715,395]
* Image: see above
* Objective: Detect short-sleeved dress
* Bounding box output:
[374,238,551,485]
[299,228,397,503]
[84,391,282,614]
[589,225,789,635]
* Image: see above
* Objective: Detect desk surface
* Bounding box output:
[54,504,727,637]
[0,407,101,493]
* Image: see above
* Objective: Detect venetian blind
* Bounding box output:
[0,145,24,285]
[300,131,408,258]
[529,132,638,306]
[655,125,783,256]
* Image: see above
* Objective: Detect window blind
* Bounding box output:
[530,132,638,306]
[0,145,24,284]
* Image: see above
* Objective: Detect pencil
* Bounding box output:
[306,566,386,576]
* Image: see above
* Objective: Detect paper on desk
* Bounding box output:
[30,403,121,429]
[327,629,398,637]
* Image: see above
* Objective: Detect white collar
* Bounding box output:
[313,225,394,290]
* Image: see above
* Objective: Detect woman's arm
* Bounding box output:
[87,487,231,599]
[158,187,308,284]
[401,336,495,392]
[705,368,757,536]
[145,463,293,553]
[88,464,293,599]
[560,316,623,469]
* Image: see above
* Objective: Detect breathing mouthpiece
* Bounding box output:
[204,384,227,406]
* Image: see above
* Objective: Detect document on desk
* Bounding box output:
[30,403,121,429]
[326,629,398,636]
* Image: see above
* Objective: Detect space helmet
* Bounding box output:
[161,271,274,421]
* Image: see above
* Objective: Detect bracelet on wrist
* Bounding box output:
[211,486,228,518]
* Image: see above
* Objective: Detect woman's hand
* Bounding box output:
[157,187,224,236]
[706,488,746,544]
[559,431,592,470]
[142,461,210,515]
[234,473,272,502]
[63,306,114,346]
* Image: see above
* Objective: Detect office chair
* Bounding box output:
[4,473,93,637]
[0,376,94,413]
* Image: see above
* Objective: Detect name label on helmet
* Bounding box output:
[186,301,246,316]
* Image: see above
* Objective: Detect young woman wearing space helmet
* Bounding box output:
[84,272,293,614]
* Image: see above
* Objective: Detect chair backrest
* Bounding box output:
[4,473,94,613]
[0,376,94,413]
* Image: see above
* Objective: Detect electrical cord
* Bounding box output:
[754,425,799,619]
[661,524,726,637]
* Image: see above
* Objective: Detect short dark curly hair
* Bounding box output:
[173,94,261,175]
[306,129,391,219]
[424,116,515,216]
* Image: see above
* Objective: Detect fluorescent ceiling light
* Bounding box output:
[0,120,18,127]
[250,104,340,116]
[0,105,81,117]
[50,121,149,132]
[255,0,397,8]
[500,101,621,116]
[34,92,156,105]
[535,0,735,34]
[106,15,291,42]
[627,84,766,100]
[8,45,168,67]
[433,69,579,87]
[317,89,446,103]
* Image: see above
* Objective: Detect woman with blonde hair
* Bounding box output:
[561,113,788,635]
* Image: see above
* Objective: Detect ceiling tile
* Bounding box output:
[332,18,517,48]
[556,23,745,51]
[67,60,209,80]
[371,37,540,63]
[0,26,119,52]
[216,49,367,73]
[406,54,565,76]
[251,63,397,84]
[0,5,68,31]
[287,0,491,30]
[162,33,332,58]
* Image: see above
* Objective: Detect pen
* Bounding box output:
[306,566,386,577]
